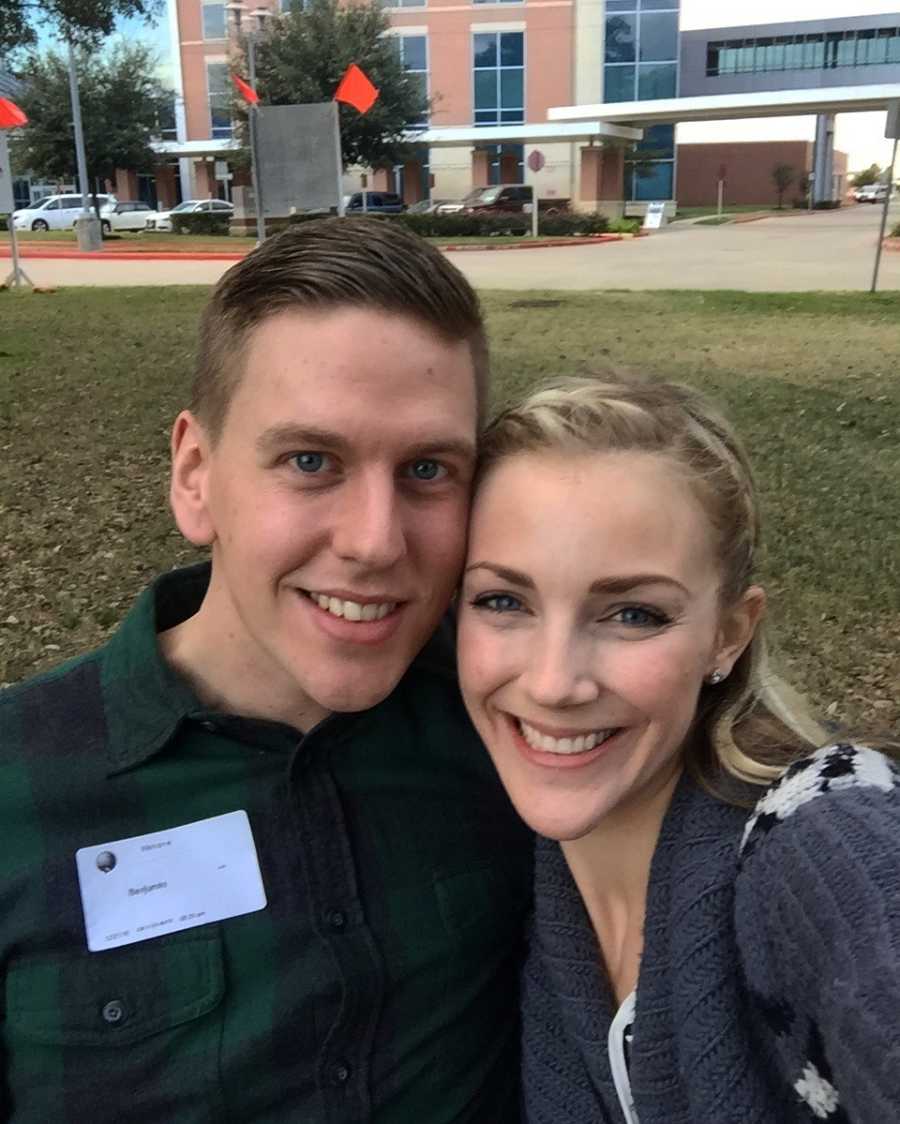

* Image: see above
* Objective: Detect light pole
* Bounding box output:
[227,2,269,242]
[66,40,101,251]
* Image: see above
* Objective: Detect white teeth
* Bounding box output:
[518,719,613,755]
[308,592,396,622]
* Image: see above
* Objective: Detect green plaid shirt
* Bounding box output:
[0,565,532,1123]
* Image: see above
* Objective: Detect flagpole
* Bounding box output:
[247,32,266,243]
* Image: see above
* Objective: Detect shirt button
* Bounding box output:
[101,1000,126,1025]
[330,1061,351,1086]
[328,910,347,931]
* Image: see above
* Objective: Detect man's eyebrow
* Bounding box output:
[464,563,688,597]
[255,424,475,462]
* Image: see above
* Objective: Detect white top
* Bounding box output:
[608,989,639,1124]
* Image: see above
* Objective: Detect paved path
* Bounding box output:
[7,203,899,292]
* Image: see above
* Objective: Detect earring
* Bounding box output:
[707,669,725,685]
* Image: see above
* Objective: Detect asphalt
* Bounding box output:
[4,203,899,292]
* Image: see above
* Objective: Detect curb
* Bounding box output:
[1,232,637,261]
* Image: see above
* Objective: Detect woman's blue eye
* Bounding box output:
[293,452,325,473]
[408,459,446,482]
[473,593,522,613]
[612,606,665,627]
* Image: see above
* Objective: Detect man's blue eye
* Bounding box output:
[293,452,325,473]
[409,459,445,481]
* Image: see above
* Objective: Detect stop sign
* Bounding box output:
[527,149,545,173]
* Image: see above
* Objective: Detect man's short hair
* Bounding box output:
[192,217,489,441]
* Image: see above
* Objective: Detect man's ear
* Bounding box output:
[170,410,216,546]
[712,584,767,679]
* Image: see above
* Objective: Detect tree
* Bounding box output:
[851,163,881,188]
[771,162,794,209]
[0,0,161,54]
[11,44,169,202]
[247,0,429,170]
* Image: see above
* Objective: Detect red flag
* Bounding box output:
[334,64,379,115]
[0,98,28,128]
[232,74,259,105]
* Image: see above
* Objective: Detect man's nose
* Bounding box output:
[331,473,407,570]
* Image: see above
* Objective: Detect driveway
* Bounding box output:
[7,202,900,292]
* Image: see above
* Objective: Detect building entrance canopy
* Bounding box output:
[413,120,642,148]
[549,83,900,126]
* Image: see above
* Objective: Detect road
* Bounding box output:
[6,202,900,292]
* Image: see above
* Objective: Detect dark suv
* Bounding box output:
[463,185,568,215]
[345,191,406,214]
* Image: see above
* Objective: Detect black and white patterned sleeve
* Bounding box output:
[735,744,900,1124]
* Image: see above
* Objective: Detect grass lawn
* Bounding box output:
[674,205,779,221]
[0,288,897,735]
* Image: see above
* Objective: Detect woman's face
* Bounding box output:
[458,449,760,842]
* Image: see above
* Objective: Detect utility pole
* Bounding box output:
[227,3,268,243]
[66,40,101,251]
[870,100,900,295]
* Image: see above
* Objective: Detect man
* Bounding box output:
[0,219,531,1123]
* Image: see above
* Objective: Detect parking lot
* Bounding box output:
[6,201,899,292]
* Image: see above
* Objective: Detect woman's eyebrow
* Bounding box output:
[464,562,535,588]
[464,564,688,598]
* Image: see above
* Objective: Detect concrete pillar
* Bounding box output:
[472,149,490,187]
[114,169,139,199]
[578,145,625,216]
[813,113,836,205]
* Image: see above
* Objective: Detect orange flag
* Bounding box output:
[232,74,259,105]
[334,64,379,115]
[0,98,28,128]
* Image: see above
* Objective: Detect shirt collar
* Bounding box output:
[100,563,213,774]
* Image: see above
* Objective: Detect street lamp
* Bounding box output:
[66,41,102,251]
[226,1,270,241]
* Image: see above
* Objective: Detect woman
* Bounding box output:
[457,375,900,1124]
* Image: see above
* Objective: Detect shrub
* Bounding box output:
[607,217,642,235]
[287,210,609,238]
[170,212,230,235]
[812,200,842,210]
[0,215,7,232]
[891,221,900,238]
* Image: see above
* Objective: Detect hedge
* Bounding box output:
[170,212,231,235]
[891,221,900,238]
[0,216,7,231]
[287,210,610,238]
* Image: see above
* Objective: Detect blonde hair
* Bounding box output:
[479,374,827,804]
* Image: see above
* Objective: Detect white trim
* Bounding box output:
[550,83,900,124]
[470,20,527,31]
[152,138,238,157]
[416,120,641,146]
[384,24,429,35]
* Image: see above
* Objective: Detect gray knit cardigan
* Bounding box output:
[522,743,900,1124]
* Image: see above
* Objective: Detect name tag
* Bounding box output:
[75,810,267,952]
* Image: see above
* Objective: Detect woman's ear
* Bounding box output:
[169,410,216,547]
[711,585,767,679]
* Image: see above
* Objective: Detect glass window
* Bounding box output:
[605,14,636,64]
[606,0,634,10]
[628,159,674,200]
[636,123,674,158]
[638,62,676,99]
[784,37,803,70]
[604,64,635,102]
[888,29,900,64]
[706,44,719,76]
[202,3,226,39]
[803,35,825,69]
[639,0,678,8]
[639,11,677,61]
[385,0,426,8]
[835,32,855,67]
[207,62,231,139]
[157,95,177,140]
[870,29,890,65]
[473,33,496,68]
[400,34,427,72]
[473,31,523,125]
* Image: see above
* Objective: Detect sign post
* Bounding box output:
[870,99,899,295]
[0,130,32,289]
[526,148,544,238]
[717,163,726,218]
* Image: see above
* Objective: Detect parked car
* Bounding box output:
[854,182,892,203]
[98,200,157,234]
[12,193,116,232]
[345,191,406,214]
[146,198,234,232]
[406,198,455,214]
[434,188,488,215]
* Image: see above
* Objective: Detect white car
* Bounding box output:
[12,193,116,231]
[854,183,891,204]
[99,200,157,233]
[145,198,234,232]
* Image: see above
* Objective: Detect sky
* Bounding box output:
[678,1,899,170]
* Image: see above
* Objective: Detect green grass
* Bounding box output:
[693,216,734,226]
[1,288,898,735]
[674,205,778,220]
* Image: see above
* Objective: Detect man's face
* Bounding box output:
[176,307,478,726]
